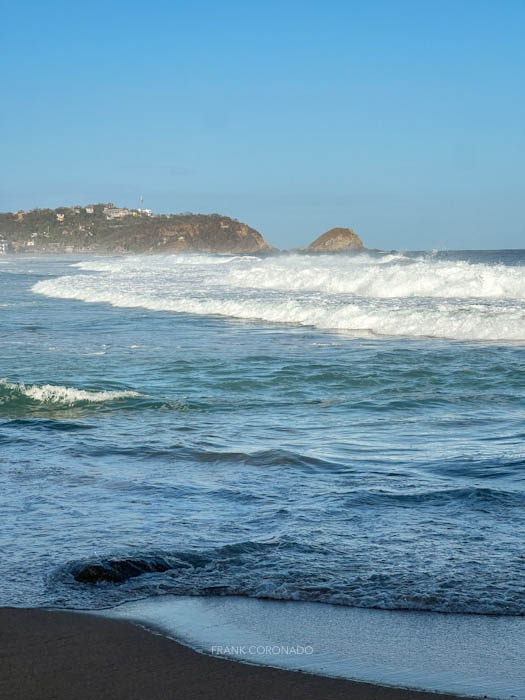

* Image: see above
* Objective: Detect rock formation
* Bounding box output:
[72,556,173,584]
[307,227,363,253]
[156,220,271,254]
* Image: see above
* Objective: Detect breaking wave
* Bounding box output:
[32,253,525,341]
[57,537,525,615]
[0,379,141,406]
[228,254,525,299]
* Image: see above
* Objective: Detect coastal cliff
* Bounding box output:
[154,220,270,254]
[0,204,271,255]
[307,227,363,252]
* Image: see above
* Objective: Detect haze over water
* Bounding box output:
[1,251,524,618]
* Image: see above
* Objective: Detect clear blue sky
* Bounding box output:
[2,0,524,249]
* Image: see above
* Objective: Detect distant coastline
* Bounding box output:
[0,203,363,255]
[0,203,272,255]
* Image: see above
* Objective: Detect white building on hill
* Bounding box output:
[103,205,130,220]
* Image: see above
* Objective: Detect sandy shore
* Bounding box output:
[0,607,478,700]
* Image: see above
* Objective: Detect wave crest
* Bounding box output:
[0,379,141,405]
[32,252,525,341]
[58,539,525,616]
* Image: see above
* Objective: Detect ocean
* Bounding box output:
[1,250,524,619]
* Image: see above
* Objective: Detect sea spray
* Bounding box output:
[33,252,525,341]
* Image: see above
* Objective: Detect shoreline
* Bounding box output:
[98,594,524,699]
[0,607,480,700]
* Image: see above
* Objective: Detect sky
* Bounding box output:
[1,0,524,250]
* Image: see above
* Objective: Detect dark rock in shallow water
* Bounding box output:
[73,557,172,584]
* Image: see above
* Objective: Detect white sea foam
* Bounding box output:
[0,379,141,404]
[229,256,525,299]
[70,254,258,272]
[32,253,525,341]
[103,596,525,699]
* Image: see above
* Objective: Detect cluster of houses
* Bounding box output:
[0,201,155,254]
[12,202,154,224]
[56,203,153,221]
[102,203,152,220]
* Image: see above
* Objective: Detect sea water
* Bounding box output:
[1,251,524,695]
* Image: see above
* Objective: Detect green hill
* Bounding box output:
[0,204,271,255]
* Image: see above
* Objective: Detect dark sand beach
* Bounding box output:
[0,608,477,700]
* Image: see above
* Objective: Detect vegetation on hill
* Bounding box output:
[0,204,271,254]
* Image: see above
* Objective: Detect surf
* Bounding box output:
[32,252,525,341]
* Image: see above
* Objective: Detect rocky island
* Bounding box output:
[307,227,364,253]
[0,204,271,255]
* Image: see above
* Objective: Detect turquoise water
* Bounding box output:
[1,252,524,616]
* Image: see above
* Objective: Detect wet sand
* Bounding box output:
[0,607,477,700]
